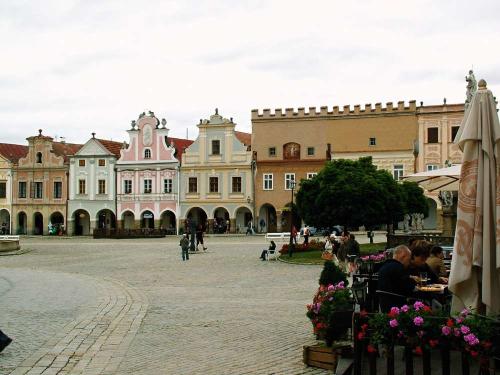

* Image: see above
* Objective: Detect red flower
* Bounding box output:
[357,332,365,340]
[446,319,454,327]
[423,305,431,312]
[415,346,423,355]
[470,350,479,357]
[367,345,377,353]
[361,324,369,331]
[429,339,439,348]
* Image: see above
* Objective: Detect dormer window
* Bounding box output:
[36,152,42,163]
[144,149,151,159]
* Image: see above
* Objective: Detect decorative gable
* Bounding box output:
[76,139,113,156]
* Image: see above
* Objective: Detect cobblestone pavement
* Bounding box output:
[0,236,347,374]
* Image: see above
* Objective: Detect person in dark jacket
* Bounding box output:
[377,245,416,312]
[196,224,207,251]
[408,240,440,284]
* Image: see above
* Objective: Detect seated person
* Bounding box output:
[408,240,448,284]
[260,240,277,260]
[377,245,416,312]
[426,245,447,277]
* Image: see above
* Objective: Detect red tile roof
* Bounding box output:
[0,143,28,163]
[167,137,194,162]
[235,131,251,147]
[97,139,124,158]
[52,142,83,162]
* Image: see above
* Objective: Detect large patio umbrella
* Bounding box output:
[403,164,461,192]
[449,79,500,315]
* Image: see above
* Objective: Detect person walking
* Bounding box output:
[179,234,190,261]
[196,224,207,251]
[291,225,298,244]
[303,225,310,245]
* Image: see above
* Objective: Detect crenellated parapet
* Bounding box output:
[251,100,417,120]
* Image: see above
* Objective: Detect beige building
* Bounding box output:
[252,100,466,233]
[11,130,81,235]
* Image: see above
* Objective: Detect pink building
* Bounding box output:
[116,111,190,232]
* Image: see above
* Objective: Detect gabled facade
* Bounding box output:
[11,130,81,235]
[116,112,181,232]
[180,110,253,233]
[68,134,123,235]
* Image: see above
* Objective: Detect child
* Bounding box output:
[179,234,190,261]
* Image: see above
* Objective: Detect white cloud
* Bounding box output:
[0,0,499,145]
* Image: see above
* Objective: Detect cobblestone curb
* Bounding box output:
[10,276,148,375]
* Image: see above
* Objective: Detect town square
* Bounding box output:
[2,1,500,374]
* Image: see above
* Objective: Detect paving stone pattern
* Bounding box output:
[0,237,334,374]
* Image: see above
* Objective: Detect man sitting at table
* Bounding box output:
[408,240,443,284]
[377,245,416,312]
[426,245,447,277]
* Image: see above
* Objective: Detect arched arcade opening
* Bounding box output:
[73,209,90,235]
[258,204,277,233]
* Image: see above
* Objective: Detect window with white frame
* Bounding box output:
[393,165,404,181]
[232,176,242,193]
[263,174,273,190]
[209,177,219,193]
[188,177,197,193]
[307,172,317,179]
[163,178,173,193]
[307,147,315,156]
[124,180,132,194]
[78,179,86,195]
[144,149,151,159]
[34,182,43,198]
[98,180,106,194]
[211,140,220,155]
[427,164,439,171]
[285,173,296,190]
[369,137,376,146]
[143,179,152,194]
[53,181,62,198]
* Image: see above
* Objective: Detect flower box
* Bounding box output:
[303,344,340,371]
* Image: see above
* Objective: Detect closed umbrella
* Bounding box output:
[449,79,500,314]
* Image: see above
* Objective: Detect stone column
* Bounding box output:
[230,218,236,234]
[179,219,186,234]
[276,211,283,232]
[90,220,97,236]
[207,218,214,234]
[67,219,75,236]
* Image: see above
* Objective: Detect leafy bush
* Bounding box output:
[319,260,348,287]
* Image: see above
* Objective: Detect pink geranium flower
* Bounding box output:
[413,301,425,311]
[389,319,399,328]
[441,326,452,336]
[400,305,409,313]
[413,316,424,326]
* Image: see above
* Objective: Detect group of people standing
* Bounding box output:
[179,222,208,261]
[322,231,360,271]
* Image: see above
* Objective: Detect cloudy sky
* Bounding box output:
[1,0,499,145]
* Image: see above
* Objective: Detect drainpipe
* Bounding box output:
[9,170,13,235]
[65,171,69,236]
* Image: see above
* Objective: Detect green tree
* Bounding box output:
[399,180,429,217]
[296,157,412,232]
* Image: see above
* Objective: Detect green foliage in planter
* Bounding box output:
[319,260,348,287]
[279,240,325,254]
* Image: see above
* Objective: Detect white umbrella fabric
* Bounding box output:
[449,80,500,315]
[403,165,461,192]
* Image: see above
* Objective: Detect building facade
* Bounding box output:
[11,130,81,235]
[67,134,123,235]
[180,110,252,233]
[116,112,181,232]
[251,101,419,232]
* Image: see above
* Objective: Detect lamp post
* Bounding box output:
[288,179,296,258]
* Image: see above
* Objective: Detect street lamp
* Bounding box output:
[288,179,296,258]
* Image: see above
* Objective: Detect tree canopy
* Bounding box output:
[295,157,428,230]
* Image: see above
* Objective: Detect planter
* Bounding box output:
[325,310,354,346]
[303,344,340,371]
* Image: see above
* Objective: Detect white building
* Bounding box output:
[67,134,122,235]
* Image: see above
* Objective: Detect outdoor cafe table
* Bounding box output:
[414,284,449,308]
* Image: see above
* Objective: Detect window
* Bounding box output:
[98,180,106,194]
[427,164,439,171]
[209,177,219,193]
[451,126,460,142]
[53,181,62,198]
[188,177,197,193]
[427,127,439,143]
[212,140,220,155]
[263,174,273,190]
[78,180,86,195]
[79,160,86,167]
[307,172,317,179]
[98,159,106,167]
[163,179,173,194]
[36,152,42,163]
[307,147,315,156]
[143,179,152,194]
[369,137,376,146]
[393,165,404,181]
[34,182,43,199]
[268,147,276,156]
[18,182,27,198]
[285,173,296,190]
[0,182,5,198]
[144,149,151,159]
[124,180,132,194]
[232,176,242,193]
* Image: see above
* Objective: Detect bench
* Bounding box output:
[0,235,20,252]
[265,232,291,241]
[0,235,19,241]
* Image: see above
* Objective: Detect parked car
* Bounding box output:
[319,225,344,236]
